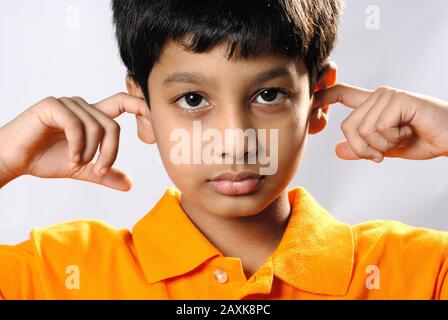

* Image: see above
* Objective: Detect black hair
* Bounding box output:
[112,0,344,107]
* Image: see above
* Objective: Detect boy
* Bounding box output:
[1,0,448,299]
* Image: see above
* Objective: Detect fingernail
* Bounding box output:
[372,157,382,163]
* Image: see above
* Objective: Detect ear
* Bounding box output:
[126,76,157,145]
[308,61,337,135]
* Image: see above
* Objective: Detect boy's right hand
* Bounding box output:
[0,93,149,191]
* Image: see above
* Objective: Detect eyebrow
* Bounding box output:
[253,66,294,85]
[163,71,210,87]
[162,66,294,87]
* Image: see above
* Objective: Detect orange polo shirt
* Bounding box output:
[1,186,448,300]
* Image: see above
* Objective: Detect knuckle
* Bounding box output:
[373,141,389,152]
[377,86,392,93]
[392,129,403,141]
[383,129,399,143]
[358,147,373,158]
[58,96,70,102]
[374,87,384,94]
[67,116,83,128]
[57,97,74,107]
[394,91,407,100]
[108,121,121,134]
[350,146,365,158]
[376,120,388,132]
[60,106,84,127]
[42,96,58,105]
[33,96,59,113]
[90,123,104,138]
[341,119,351,133]
[114,92,127,99]
[388,137,400,144]
[71,96,87,104]
[358,125,370,138]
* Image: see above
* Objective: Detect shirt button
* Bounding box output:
[214,269,229,284]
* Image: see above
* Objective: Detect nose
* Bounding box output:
[217,105,258,164]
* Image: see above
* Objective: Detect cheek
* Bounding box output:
[157,139,204,191]
[150,113,205,186]
[273,107,309,172]
[279,106,308,149]
[149,108,183,173]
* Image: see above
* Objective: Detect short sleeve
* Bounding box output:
[437,237,448,300]
[0,240,44,300]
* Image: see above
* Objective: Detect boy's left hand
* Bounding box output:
[313,84,448,163]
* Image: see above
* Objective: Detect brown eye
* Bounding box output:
[260,89,278,102]
[176,92,209,110]
[185,93,203,107]
[255,89,286,105]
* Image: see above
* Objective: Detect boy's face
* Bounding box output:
[128,41,335,218]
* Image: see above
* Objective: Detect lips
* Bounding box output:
[208,171,265,196]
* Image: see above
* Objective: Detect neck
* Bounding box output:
[180,190,292,280]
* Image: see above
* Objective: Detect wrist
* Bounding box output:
[0,161,15,189]
[0,156,17,188]
[0,132,17,188]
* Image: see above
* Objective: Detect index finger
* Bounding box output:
[312,83,374,110]
[92,92,148,119]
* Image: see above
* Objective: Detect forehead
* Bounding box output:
[150,40,308,83]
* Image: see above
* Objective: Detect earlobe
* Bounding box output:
[125,76,157,145]
[136,114,157,145]
[308,61,338,135]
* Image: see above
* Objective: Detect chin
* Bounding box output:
[207,207,263,219]
[203,190,273,218]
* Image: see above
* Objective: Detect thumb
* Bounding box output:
[335,140,361,160]
[70,163,133,192]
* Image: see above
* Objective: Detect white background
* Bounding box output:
[1,0,448,245]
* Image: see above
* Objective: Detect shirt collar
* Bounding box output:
[132,188,221,284]
[271,187,354,296]
[132,186,354,296]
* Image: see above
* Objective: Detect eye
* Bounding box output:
[176,92,209,111]
[254,88,287,105]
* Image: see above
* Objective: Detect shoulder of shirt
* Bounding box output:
[351,219,448,258]
[0,219,132,283]
[26,219,132,255]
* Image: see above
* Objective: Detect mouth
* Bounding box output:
[208,171,266,196]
